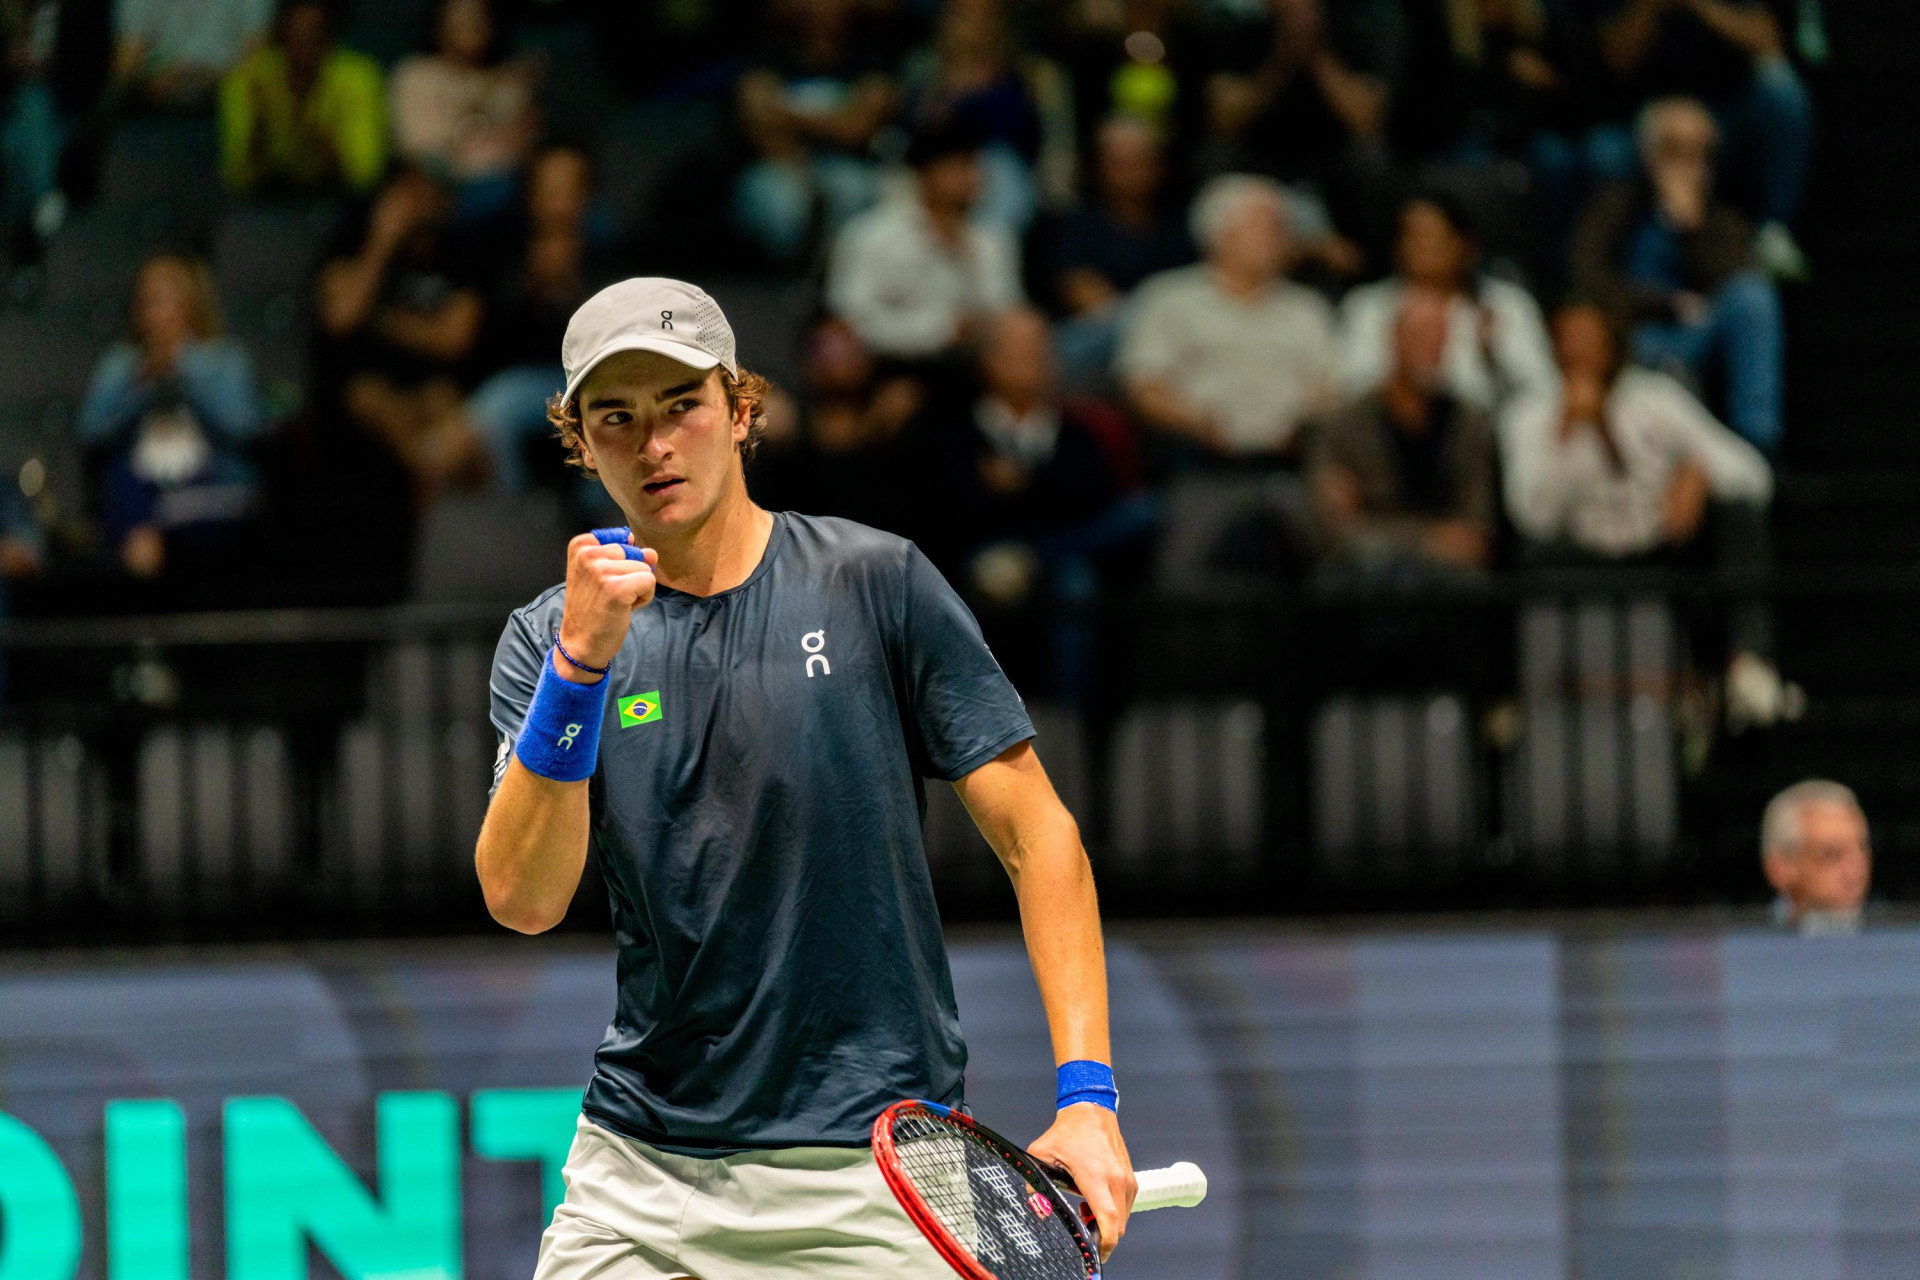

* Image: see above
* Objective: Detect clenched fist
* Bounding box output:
[555,528,656,683]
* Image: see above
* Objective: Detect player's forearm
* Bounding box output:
[1009,822,1113,1066]
[474,759,592,933]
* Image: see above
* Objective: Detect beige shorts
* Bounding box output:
[532,1116,959,1280]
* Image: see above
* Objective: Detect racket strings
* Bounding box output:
[890,1112,1092,1280]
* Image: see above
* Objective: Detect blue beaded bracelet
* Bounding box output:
[1056,1059,1119,1113]
[553,635,609,676]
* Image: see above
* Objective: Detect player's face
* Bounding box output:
[576,351,749,536]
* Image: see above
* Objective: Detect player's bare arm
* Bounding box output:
[475,531,656,934]
[953,740,1138,1259]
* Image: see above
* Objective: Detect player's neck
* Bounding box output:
[645,481,774,598]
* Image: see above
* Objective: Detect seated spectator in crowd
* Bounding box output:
[1118,173,1336,463]
[467,143,622,496]
[1761,780,1871,935]
[389,0,538,225]
[826,121,1022,362]
[926,306,1148,703]
[1588,0,1812,276]
[77,253,264,581]
[1043,115,1193,392]
[218,0,385,198]
[1503,301,1792,726]
[317,168,485,501]
[1338,190,1555,413]
[112,0,272,110]
[747,314,929,535]
[1308,288,1495,573]
[1198,0,1398,246]
[1048,115,1192,321]
[1571,97,1782,453]
[733,0,900,265]
[923,306,1139,579]
[901,0,1074,233]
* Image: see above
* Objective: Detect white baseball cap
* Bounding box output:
[560,278,739,409]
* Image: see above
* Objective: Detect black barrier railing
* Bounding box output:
[0,569,1907,944]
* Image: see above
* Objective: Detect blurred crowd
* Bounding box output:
[0,0,1826,715]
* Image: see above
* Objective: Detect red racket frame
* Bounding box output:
[872,1099,1101,1280]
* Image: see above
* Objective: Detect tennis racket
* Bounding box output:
[872,1099,1207,1280]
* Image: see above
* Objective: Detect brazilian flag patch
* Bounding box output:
[618,691,663,727]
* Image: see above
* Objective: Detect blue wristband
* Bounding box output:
[1056,1060,1119,1113]
[513,648,609,782]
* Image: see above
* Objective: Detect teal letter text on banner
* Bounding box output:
[470,1088,585,1220]
[0,1112,82,1280]
[225,1093,461,1280]
[106,1099,189,1280]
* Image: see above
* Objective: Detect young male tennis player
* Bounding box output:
[476,278,1136,1279]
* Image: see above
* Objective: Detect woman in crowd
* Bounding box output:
[389,0,539,225]
[76,253,264,582]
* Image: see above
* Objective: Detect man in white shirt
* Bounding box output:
[825,123,1023,361]
[1116,173,1336,459]
[1337,191,1555,413]
[1503,300,1796,728]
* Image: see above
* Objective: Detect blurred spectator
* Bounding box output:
[218,0,385,198]
[112,0,271,110]
[747,314,928,534]
[1586,0,1812,275]
[1570,97,1782,453]
[317,168,485,501]
[1338,190,1554,412]
[732,0,900,265]
[924,306,1139,577]
[77,253,264,580]
[826,122,1022,362]
[1043,115,1192,392]
[1502,301,1791,726]
[467,143,622,495]
[1197,0,1398,242]
[1308,288,1494,572]
[1761,780,1870,935]
[926,306,1149,703]
[901,0,1075,232]
[3,0,73,261]
[389,0,538,225]
[1048,115,1191,322]
[1118,173,1335,462]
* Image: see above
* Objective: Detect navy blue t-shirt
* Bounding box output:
[488,512,1034,1152]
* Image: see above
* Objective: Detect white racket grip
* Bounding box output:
[1131,1162,1207,1211]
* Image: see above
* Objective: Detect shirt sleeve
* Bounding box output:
[488,606,549,795]
[1499,389,1577,542]
[1646,374,1773,504]
[1114,276,1180,382]
[895,544,1034,781]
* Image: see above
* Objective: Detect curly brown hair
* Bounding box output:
[546,366,774,476]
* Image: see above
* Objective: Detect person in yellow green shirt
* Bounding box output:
[219,0,385,198]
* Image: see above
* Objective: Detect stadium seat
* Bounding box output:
[97,117,221,222]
